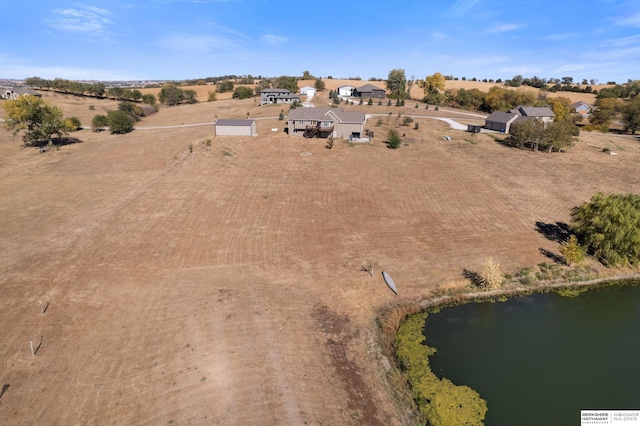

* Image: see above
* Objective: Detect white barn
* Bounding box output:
[215,119,257,136]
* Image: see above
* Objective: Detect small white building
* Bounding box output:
[337,85,355,97]
[300,85,316,97]
[215,119,257,136]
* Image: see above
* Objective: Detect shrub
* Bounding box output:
[107,110,134,134]
[402,116,414,126]
[478,257,504,290]
[208,91,217,102]
[387,129,401,149]
[139,104,157,117]
[91,114,108,132]
[67,116,82,131]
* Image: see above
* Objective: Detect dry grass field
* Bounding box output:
[1,84,638,425]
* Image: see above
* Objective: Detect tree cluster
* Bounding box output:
[571,193,640,267]
[216,80,234,93]
[506,118,577,152]
[232,86,254,99]
[158,83,197,106]
[24,76,155,103]
[92,101,155,134]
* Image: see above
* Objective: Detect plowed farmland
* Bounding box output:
[1,90,639,425]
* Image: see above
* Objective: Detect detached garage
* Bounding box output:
[215,119,257,136]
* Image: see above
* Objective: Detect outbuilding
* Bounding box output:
[215,119,257,136]
[300,85,316,97]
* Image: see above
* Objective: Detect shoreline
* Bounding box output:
[375,271,640,423]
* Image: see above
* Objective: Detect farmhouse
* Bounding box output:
[353,84,386,99]
[260,89,300,105]
[215,119,257,136]
[287,107,366,140]
[1,87,42,100]
[300,86,316,97]
[485,111,520,133]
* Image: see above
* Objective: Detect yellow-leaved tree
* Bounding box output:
[3,95,73,146]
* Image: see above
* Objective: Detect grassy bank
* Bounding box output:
[378,271,640,425]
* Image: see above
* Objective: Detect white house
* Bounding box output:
[300,85,316,97]
[337,85,355,98]
[215,119,257,136]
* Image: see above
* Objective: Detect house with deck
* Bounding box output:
[287,107,366,140]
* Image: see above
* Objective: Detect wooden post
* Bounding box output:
[29,340,35,356]
[0,384,9,400]
[39,300,44,314]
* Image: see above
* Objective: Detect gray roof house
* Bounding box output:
[571,101,591,116]
[353,84,386,99]
[1,87,42,100]
[215,119,257,136]
[485,111,520,133]
[509,105,555,123]
[260,89,300,105]
[287,107,367,140]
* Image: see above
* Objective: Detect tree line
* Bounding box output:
[24,77,157,104]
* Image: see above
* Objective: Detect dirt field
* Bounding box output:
[1,88,638,425]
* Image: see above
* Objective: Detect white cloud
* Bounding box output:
[600,34,640,47]
[556,64,586,73]
[46,6,113,36]
[614,12,640,27]
[261,34,287,46]
[446,0,480,18]
[500,65,542,74]
[539,33,575,41]
[485,23,523,33]
[432,32,448,40]
[159,34,241,52]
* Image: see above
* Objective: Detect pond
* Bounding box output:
[423,281,640,426]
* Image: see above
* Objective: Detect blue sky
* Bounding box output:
[2,0,640,82]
